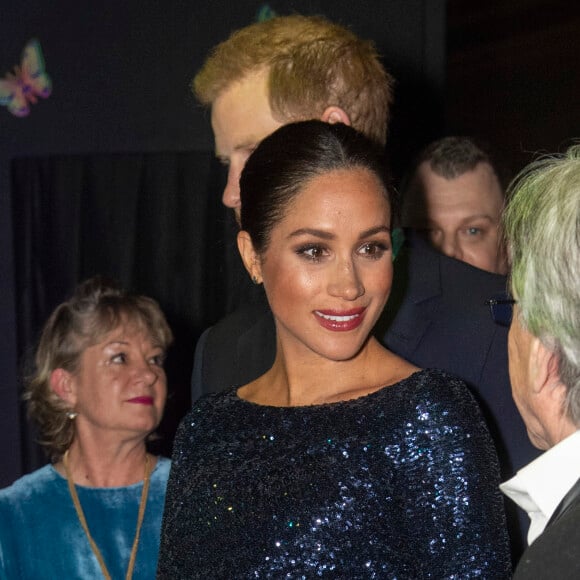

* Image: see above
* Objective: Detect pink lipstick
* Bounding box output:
[314,307,366,331]
[127,396,154,406]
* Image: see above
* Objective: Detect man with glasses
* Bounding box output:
[498,145,580,578]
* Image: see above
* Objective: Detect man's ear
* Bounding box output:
[531,338,566,404]
[237,230,263,284]
[50,368,77,406]
[320,106,351,127]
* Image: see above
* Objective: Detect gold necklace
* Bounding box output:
[62,450,152,580]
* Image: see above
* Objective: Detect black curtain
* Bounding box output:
[11,150,245,472]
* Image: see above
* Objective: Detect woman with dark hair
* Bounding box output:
[0,277,173,579]
[158,121,511,578]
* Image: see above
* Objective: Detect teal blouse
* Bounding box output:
[0,457,170,579]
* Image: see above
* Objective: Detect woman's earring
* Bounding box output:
[251,275,260,285]
[66,410,78,420]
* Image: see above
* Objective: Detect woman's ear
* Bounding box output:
[237,230,263,284]
[320,106,351,127]
[50,368,76,406]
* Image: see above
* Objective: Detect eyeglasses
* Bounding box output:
[485,293,516,327]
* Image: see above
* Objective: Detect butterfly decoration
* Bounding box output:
[256,4,277,22]
[0,39,52,117]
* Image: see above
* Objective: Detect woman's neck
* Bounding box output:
[56,439,151,487]
[239,336,418,407]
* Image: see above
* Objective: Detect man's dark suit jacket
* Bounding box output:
[513,477,580,579]
[191,232,539,559]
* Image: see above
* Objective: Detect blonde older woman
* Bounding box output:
[0,277,172,579]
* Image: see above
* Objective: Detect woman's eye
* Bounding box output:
[297,245,327,261]
[465,227,483,237]
[150,354,165,367]
[111,353,127,364]
[359,242,388,258]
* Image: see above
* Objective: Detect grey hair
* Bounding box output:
[503,144,580,425]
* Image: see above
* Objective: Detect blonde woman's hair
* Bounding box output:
[24,277,173,461]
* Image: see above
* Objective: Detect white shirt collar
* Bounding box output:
[500,429,580,545]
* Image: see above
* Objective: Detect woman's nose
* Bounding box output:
[136,361,158,384]
[327,259,364,300]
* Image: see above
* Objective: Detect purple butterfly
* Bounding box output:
[0,39,52,117]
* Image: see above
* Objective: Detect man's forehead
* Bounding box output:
[213,132,261,160]
[211,77,283,159]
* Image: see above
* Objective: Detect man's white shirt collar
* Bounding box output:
[500,429,580,545]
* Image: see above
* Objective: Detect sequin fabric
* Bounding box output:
[158,369,511,579]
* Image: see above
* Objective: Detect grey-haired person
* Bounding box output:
[499,144,580,578]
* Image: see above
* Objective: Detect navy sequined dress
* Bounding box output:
[158,369,511,579]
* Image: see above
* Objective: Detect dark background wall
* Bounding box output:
[1,0,578,487]
[446,0,580,177]
[0,0,444,486]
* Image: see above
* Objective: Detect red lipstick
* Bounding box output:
[314,307,366,331]
[127,396,154,406]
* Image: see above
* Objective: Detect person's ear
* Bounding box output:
[237,230,263,285]
[320,106,351,127]
[530,338,566,405]
[50,368,76,406]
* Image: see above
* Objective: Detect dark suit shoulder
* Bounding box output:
[514,501,580,579]
[208,300,270,336]
[192,300,276,399]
